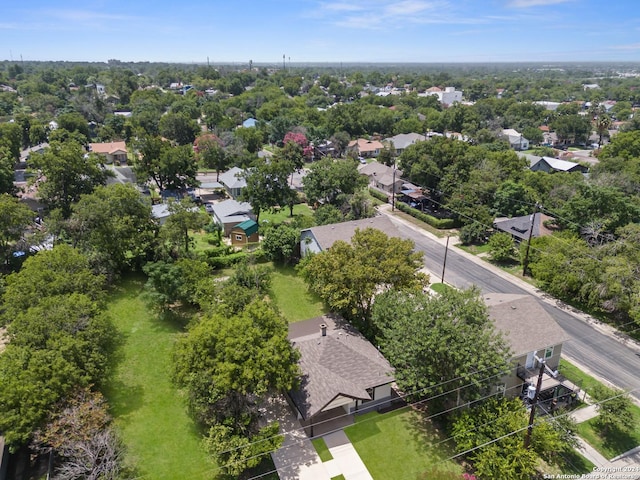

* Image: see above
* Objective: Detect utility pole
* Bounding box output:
[391,162,396,211]
[524,358,547,449]
[522,203,539,276]
[441,235,450,283]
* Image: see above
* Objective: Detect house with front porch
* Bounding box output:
[347,138,384,158]
[89,141,128,164]
[485,294,579,407]
[286,315,396,437]
[357,161,403,194]
[218,167,247,199]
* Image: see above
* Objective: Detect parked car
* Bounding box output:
[204,203,214,213]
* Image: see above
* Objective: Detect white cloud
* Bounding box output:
[610,43,640,50]
[317,0,487,29]
[507,0,573,7]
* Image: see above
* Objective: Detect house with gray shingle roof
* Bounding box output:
[383,133,425,155]
[287,315,395,436]
[218,167,247,199]
[485,294,578,405]
[300,216,400,256]
[357,161,403,194]
[493,212,556,242]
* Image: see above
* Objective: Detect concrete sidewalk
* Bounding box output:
[323,430,373,480]
[263,397,332,480]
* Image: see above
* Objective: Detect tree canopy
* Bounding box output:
[298,227,427,335]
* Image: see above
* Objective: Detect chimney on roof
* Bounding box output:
[320,323,327,337]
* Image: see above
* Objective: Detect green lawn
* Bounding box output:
[269,264,327,322]
[311,437,334,462]
[260,203,313,225]
[344,409,462,480]
[577,403,640,459]
[430,283,455,295]
[104,276,215,480]
[456,243,491,255]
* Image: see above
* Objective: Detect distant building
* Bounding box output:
[418,86,463,106]
[89,141,128,164]
[347,138,384,158]
[502,129,529,151]
[383,133,425,155]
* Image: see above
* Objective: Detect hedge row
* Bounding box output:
[368,188,390,203]
[394,201,460,229]
[200,248,267,269]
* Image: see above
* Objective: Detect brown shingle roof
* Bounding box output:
[288,315,395,419]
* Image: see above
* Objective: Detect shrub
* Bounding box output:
[395,201,459,229]
[487,232,515,262]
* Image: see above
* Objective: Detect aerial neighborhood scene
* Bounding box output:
[2,0,640,479]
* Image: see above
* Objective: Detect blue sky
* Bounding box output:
[2,0,640,64]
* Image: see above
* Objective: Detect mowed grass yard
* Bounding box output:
[345,409,462,479]
[104,276,215,480]
[269,264,327,322]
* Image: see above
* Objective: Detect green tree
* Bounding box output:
[313,204,344,225]
[173,300,299,475]
[261,224,300,264]
[373,288,510,409]
[0,147,16,194]
[0,121,25,160]
[240,159,293,223]
[133,136,199,192]
[488,232,516,263]
[0,194,34,265]
[1,245,105,324]
[591,385,636,435]
[492,181,535,217]
[302,158,366,206]
[195,134,229,181]
[451,397,568,479]
[159,197,209,256]
[31,140,111,217]
[65,184,155,276]
[298,228,427,334]
[56,112,90,140]
[158,112,200,145]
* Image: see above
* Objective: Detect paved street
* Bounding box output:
[385,214,640,403]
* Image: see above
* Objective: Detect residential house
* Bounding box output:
[347,138,384,158]
[210,199,254,236]
[534,101,561,111]
[418,86,463,106]
[300,216,400,257]
[218,167,247,199]
[230,219,259,246]
[287,315,396,436]
[152,202,200,225]
[383,133,424,155]
[242,117,257,128]
[357,161,403,194]
[485,294,578,407]
[502,129,529,151]
[525,154,589,174]
[89,141,128,164]
[493,212,555,242]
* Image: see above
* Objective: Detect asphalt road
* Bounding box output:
[391,220,640,403]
